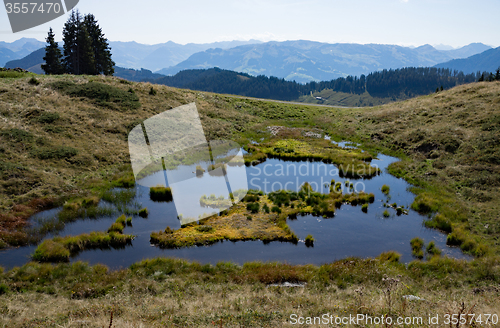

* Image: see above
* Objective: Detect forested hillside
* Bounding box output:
[144,67,479,103]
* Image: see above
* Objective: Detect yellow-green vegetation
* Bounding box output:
[410,237,425,259]
[423,213,451,232]
[381,184,390,194]
[0,256,499,326]
[107,214,129,233]
[305,234,314,247]
[195,165,205,175]
[138,207,148,218]
[384,201,408,216]
[426,241,441,257]
[149,185,173,202]
[246,138,380,178]
[151,192,298,248]
[32,215,134,263]
[0,68,34,79]
[383,209,390,218]
[152,187,375,248]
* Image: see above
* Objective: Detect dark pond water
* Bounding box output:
[0,148,470,270]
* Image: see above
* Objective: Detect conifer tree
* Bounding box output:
[76,24,96,75]
[61,10,114,75]
[41,28,64,75]
[62,10,81,74]
[83,14,114,75]
[495,68,500,81]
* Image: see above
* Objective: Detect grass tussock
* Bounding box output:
[32,231,133,262]
[426,241,441,257]
[32,215,134,262]
[149,185,173,202]
[195,165,205,176]
[31,146,78,160]
[138,207,148,218]
[305,234,314,247]
[381,184,390,194]
[410,237,425,259]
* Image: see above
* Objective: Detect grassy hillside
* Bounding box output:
[297,89,393,107]
[0,256,499,327]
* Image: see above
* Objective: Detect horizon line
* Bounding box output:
[1,36,497,50]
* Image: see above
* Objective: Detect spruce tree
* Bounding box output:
[76,24,96,75]
[83,14,115,75]
[61,10,114,76]
[495,68,500,81]
[41,28,64,75]
[62,10,81,74]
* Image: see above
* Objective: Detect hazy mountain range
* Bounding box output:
[108,40,263,71]
[434,47,500,74]
[2,37,497,83]
[0,38,262,71]
[157,41,492,83]
[0,38,45,67]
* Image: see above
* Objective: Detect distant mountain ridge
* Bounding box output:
[0,38,45,67]
[4,48,47,74]
[434,46,500,74]
[1,38,262,71]
[109,39,263,71]
[3,38,494,84]
[156,41,492,83]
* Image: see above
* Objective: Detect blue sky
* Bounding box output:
[1,0,499,47]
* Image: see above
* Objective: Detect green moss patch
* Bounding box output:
[32,214,134,262]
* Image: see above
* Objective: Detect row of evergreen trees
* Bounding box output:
[365,67,478,98]
[150,67,481,101]
[478,68,500,82]
[42,10,114,76]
